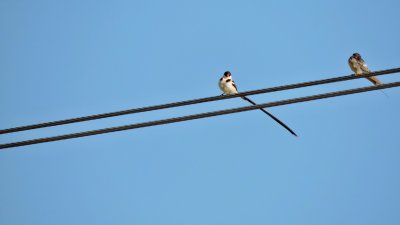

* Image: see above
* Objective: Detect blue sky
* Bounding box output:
[1,0,400,224]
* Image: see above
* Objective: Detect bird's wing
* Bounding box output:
[231,81,238,92]
[358,59,370,73]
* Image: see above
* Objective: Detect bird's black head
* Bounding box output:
[224,71,231,77]
[352,53,362,60]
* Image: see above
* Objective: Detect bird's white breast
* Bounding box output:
[219,78,238,95]
[349,59,364,75]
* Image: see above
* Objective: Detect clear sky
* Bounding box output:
[1,0,400,224]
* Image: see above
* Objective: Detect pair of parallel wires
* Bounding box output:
[1,68,400,149]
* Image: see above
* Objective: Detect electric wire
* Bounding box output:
[1,81,399,149]
[1,67,399,135]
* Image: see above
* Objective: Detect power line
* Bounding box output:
[1,81,399,150]
[1,67,399,135]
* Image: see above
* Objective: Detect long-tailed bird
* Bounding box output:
[219,71,297,137]
[348,53,383,85]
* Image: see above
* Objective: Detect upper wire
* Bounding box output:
[1,67,399,135]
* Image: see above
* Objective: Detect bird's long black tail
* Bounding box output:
[241,96,298,137]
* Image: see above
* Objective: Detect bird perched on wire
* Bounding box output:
[219,71,298,137]
[348,53,383,85]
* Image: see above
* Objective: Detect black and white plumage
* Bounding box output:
[219,71,298,137]
[348,53,383,85]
